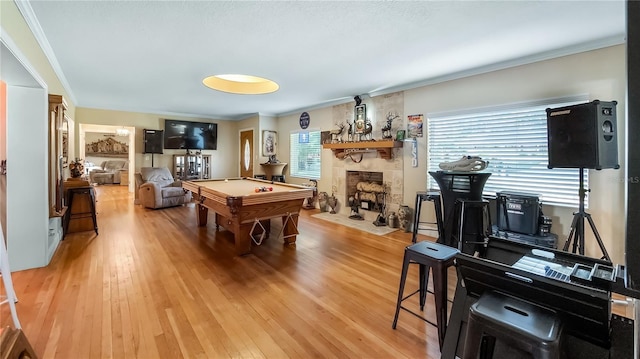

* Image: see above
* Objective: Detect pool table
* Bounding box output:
[183,177,314,255]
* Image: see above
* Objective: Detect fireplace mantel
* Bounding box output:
[322,140,403,160]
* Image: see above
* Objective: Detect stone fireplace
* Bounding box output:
[346,171,385,212]
[329,151,404,222]
[327,92,405,222]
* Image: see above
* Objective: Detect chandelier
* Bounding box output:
[115,127,129,136]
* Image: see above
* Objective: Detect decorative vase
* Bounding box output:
[397,205,412,233]
[318,192,328,212]
[387,212,399,228]
[327,194,338,214]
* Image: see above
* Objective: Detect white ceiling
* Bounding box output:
[22,1,626,120]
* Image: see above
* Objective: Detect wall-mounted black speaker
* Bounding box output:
[143,129,164,154]
[546,100,619,170]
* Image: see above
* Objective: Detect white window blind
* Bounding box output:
[289,130,321,180]
[427,97,588,207]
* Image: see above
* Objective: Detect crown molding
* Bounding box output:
[15,0,76,104]
[1,26,47,89]
[368,35,626,98]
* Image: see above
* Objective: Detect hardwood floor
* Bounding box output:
[2,185,450,358]
[1,185,633,358]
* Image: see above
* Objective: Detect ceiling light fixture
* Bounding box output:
[202,74,279,95]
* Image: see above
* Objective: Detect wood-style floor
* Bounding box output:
[2,185,450,358]
[1,185,633,358]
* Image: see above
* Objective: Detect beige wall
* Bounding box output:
[404,45,626,264]
[275,45,626,264]
[3,0,628,264]
[75,107,239,178]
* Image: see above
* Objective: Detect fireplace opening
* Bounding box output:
[346,171,385,212]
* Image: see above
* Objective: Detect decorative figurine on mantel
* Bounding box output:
[330,122,346,143]
[381,112,400,140]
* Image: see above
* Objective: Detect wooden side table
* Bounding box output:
[120,170,129,186]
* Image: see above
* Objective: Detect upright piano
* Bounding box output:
[442,237,635,359]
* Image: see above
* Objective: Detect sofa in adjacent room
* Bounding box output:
[89,160,129,184]
[135,167,192,209]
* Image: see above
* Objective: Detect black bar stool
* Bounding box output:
[463,291,564,359]
[254,174,267,180]
[412,191,444,243]
[271,175,285,183]
[456,199,491,254]
[392,241,459,349]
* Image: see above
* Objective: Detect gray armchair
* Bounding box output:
[135,167,192,209]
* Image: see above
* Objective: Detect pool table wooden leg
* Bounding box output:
[282,214,300,244]
[196,204,208,227]
[235,223,252,255]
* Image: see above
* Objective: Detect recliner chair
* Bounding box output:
[135,167,192,209]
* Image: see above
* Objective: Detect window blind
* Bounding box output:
[289,130,321,180]
[427,98,588,207]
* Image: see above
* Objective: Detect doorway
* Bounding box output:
[240,129,254,178]
[79,124,135,191]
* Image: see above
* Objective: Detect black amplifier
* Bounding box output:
[496,191,541,235]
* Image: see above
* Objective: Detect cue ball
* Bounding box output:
[224,179,228,182]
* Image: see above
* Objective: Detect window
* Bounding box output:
[427,97,588,207]
[289,130,321,179]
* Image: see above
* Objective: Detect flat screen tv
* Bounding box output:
[164,119,217,150]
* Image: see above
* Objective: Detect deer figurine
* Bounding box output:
[382,112,400,139]
[330,122,346,143]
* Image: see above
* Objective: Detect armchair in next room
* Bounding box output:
[89,160,129,184]
[135,167,192,209]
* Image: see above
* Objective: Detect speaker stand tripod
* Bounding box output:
[563,168,611,262]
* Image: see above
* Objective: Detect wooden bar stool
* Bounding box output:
[463,291,564,359]
[412,191,444,243]
[64,187,98,238]
[392,241,459,349]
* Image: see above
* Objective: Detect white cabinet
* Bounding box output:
[174,154,211,180]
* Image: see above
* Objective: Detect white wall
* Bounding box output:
[7,85,50,271]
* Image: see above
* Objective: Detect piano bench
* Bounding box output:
[463,290,565,359]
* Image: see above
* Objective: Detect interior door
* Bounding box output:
[240,129,254,178]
